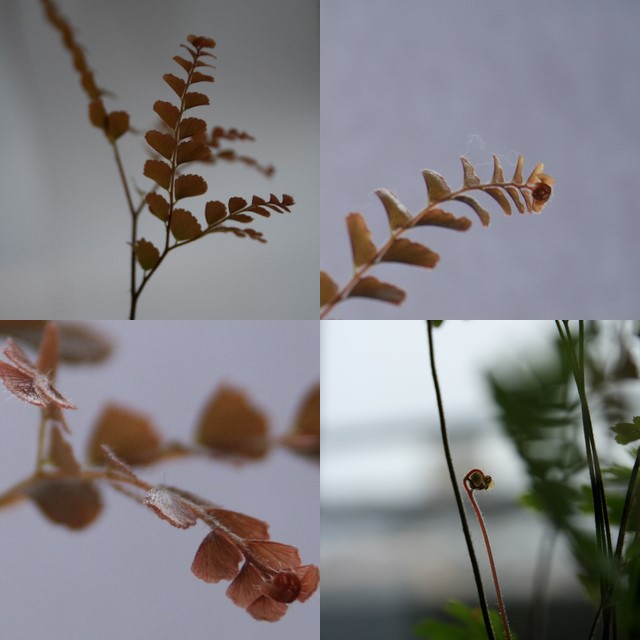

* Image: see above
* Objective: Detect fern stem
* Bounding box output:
[464,470,511,640]
[321,181,539,319]
[425,322,496,640]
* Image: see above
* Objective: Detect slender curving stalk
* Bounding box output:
[425,321,496,640]
[464,468,511,640]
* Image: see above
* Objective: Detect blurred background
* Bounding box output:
[321,321,640,639]
[321,0,640,319]
[0,0,318,318]
[0,321,319,639]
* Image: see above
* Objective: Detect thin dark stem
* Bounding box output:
[556,320,614,639]
[425,321,495,640]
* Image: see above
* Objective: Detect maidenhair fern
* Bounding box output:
[41,0,294,319]
[320,155,555,319]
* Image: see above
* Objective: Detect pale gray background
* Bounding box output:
[321,0,640,319]
[0,321,319,639]
[0,0,318,318]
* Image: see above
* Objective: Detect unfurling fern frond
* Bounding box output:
[320,155,555,318]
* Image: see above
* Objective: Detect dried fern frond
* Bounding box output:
[41,0,130,142]
[320,155,555,318]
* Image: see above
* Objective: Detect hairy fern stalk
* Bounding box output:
[41,1,294,319]
[320,155,555,319]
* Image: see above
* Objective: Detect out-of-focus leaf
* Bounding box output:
[28,478,102,530]
[88,98,107,129]
[87,403,162,465]
[612,417,640,445]
[49,424,81,474]
[346,213,377,268]
[106,111,129,141]
[195,385,269,459]
[281,383,320,460]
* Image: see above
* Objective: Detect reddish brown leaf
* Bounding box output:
[346,213,377,268]
[348,276,406,305]
[231,213,253,223]
[413,208,472,230]
[178,117,206,140]
[144,486,198,529]
[184,92,209,109]
[143,159,172,190]
[282,194,294,206]
[170,208,202,241]
[295,565,320,602]
[375,188,412,230]
[228,197,247,213]
[163,73,186,97]
[320,271,338,307]
[153,100,180,129]
[28,478,102,530]
[36,321,60,378]
[281,383,319,459]
[251,195,266,206]
[174,174,207,200]
[195,385,269,459]
[205,200,227,225]
[88,98,107,129]
[134,238,161,271]
[87,404,162,465]
[226,562,264,609]
[187,35,216,49]
[106,111,129,141]
[191,71,214,83]
[146,192,170,222]
[176,138,210,164]
[173,55,192,73]
[49,424,81,474]
[207,508,270,540]
[191,530,244,583]
[0,322,113,364]
[247,597,288,622]
[145,130,174,160]
[245,541,300,570]
[380,238,440,268]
